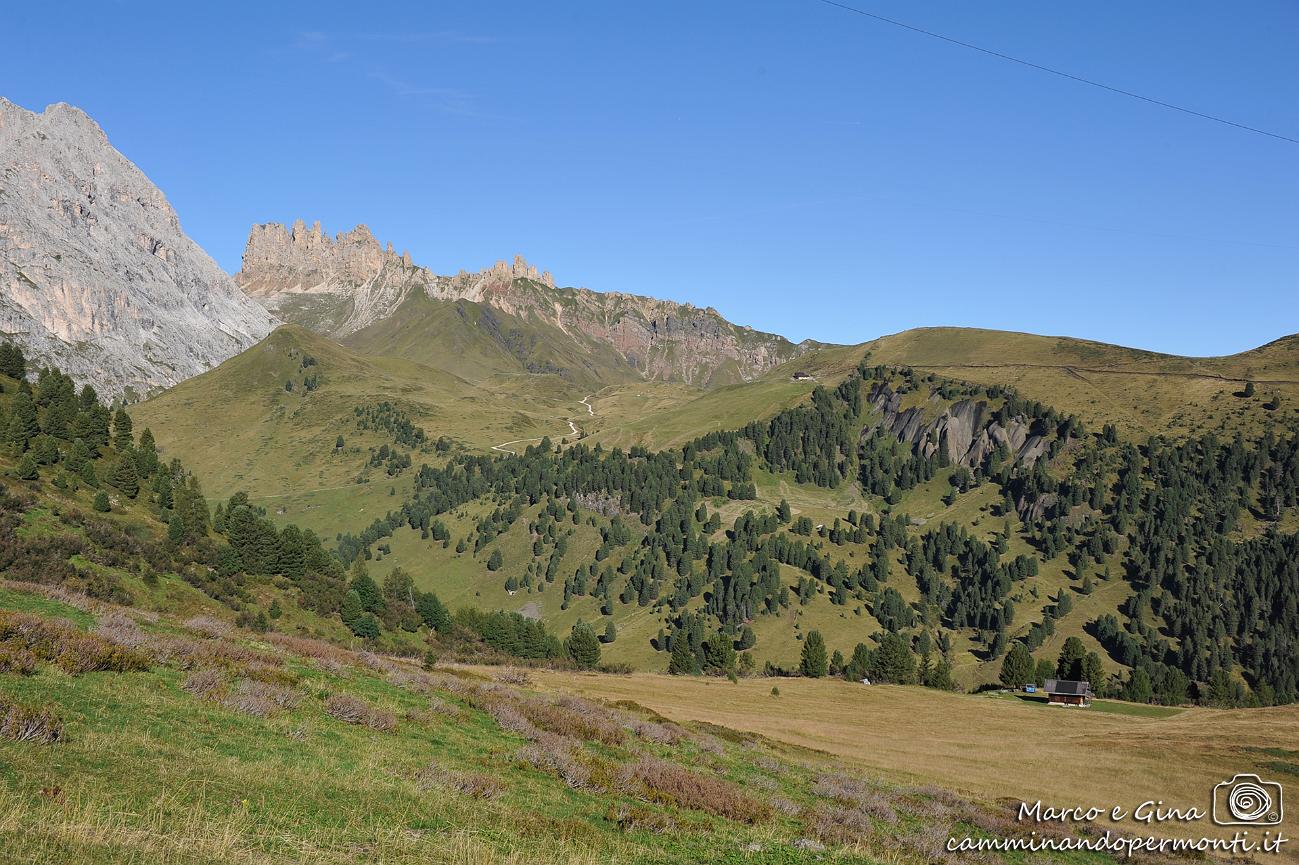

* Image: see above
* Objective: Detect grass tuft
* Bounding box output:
[0,692,63,744]
[324,693,397,732]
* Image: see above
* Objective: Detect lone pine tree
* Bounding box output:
[800,630,829,678]
[565,620,601,669]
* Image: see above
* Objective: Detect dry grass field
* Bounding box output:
[521,669,1299,855]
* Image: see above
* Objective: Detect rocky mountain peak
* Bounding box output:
[0,98,277,397]
[487,254,554,288]
[238,220,805,385]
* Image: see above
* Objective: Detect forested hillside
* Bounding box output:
[318,356,1299,705]
[11,329,1296,707]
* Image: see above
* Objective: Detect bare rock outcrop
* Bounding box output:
[0,98,277,397]
[237,221,416,334]
[866,382,1049,468]
[238,220,806,385]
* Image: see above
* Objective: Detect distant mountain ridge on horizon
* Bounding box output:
[1,96,1295,401]
[237,218,813,387]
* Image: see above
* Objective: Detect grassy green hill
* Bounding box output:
[574,327,1299,455]
[344,292,643,390]
[866,327,1299,439]
[130,325,583,501]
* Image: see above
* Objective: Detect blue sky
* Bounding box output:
[3,1,1296,355]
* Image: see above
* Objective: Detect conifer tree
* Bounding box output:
[110,454,140,498]
[870,632,916,684]
[349,563,385,615]
[416,591,451,633]
[0,342,26,379]
[668,633,699,675]
[6,392,39,449]
[112,408,133,450]
[168,512,185,544]
[15,453,38,480]
[340,589,363,629]
[927,658,955,690]
[1124,667,1153,703]
[134,428,159,477]
[999,643,1034,687]
[93,489,111,512]
[702,631,736,674]
[1056,636,1086,680]
[844,642,872,680]
[31,435,59,465]
[565,620,601,669]
[1034,657,1054,687]
[1082,652,1106,695]
[800,630,829,678]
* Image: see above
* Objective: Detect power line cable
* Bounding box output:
[811,0,1299,145]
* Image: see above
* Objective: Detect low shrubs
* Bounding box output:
[693,732,725,755]
[222,679,300,718]
[607,803,675,835]
[415,762,503,799]
[0,610,148,675]
[624,718,687,745]
[182,669,300,719]
[181,616,230,638]
[0,692,63,744]
[323,693,397,732]
[182,668,226,701]
[516,733,590,789]
[518,696,626,746]
[482,699,540,739]
[494,667,532,686]
[622,757,770,824]
[264,632,356,669]
[810,773,899,823]
[0,644,38,675]
[804,804,877,847]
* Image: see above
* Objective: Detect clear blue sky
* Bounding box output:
[3,1,1296,355]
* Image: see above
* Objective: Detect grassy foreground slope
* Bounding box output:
[0,582,1132,865]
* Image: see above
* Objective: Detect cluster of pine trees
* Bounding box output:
[332,356,1298,705]
[16,338,1289,702]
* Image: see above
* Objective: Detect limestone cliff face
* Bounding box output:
[237,221,417,335]
[0,98,276,397]
[866,382,1050,469]
[238,222,806,386]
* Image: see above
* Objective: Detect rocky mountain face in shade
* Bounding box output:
[0,98,277,398]
[237,220,808,385]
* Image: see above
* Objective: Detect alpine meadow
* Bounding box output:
[2,3,1297,863]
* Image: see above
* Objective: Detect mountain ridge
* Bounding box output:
[237,218,812,387]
